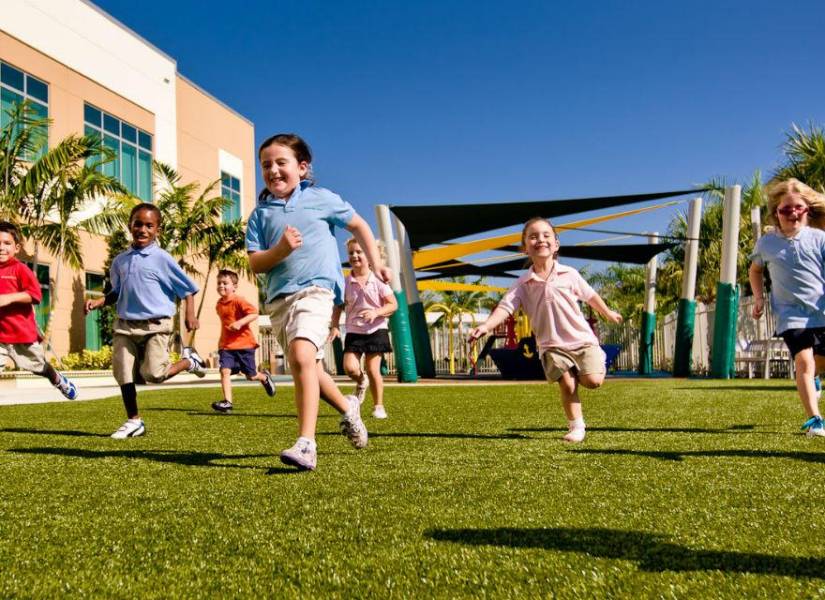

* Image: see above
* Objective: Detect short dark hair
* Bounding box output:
[0,221,22,244]
[217,269,238,284]
[129,203,162,227]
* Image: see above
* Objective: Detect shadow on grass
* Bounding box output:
[318,431,529,440]
[146,407,296,418]
[11,447,275,469]
[425,527,825,578]
[572,448,825,464]
[0,427,110,438]
[509,425,759,435]
[673,386,795,392]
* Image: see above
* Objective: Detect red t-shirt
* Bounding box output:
[216,294,259,350]
[0,258,42,344]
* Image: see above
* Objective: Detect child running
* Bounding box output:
[750,178,825,436]
[247,133,390,471]
[85,203,207,439]
[330,238,397,418]
[0,221,77,400]
[469,217,622,443]
[211,268,276,413]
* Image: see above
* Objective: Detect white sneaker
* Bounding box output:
[185,347,207,378]
[280,438,317,471]
[111,418,145,439]
[372,405,388,419]
[563,426,586,443]
[339,395,368,449]
[355,372,369,405]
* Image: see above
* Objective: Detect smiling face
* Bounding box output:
[522,219,558,263]
[260,143,309,200]
[216,275,236,298]
[776,192,809,236]
[129,208,160,249]
[347,241,367,273]
[0,231,20,264]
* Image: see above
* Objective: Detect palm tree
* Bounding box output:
[774,123,825,191]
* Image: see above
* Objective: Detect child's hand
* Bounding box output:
[604,310,623,324]
[358,308,380,323]
[84,298,104,314]
[468,324,489,341]
[752,297,765,319]
[229,320,243,331]
[327,326,340,343]
[375,266,393,285]
[185,316,200,331]
[276,225,302,255]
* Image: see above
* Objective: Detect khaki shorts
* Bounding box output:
[266,287,334,360]
[0,342,46,373]
[541,345,606,382]
[112,317,173,385]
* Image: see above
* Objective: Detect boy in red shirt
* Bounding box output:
[0,221,77,399]
[212,269,276,413]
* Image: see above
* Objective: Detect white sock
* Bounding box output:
[569,418,585,430]
[298,436,316,451]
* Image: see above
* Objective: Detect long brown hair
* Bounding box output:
[520,217,559,263]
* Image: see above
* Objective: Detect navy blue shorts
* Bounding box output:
[219,348,258,376]
[781,327,825,359]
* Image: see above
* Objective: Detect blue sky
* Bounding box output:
[96,0,825,272]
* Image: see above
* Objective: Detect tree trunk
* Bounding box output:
[188,261,214,347]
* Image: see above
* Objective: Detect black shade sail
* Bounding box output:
[390,189,700,249]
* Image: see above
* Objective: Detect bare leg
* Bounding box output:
[795,348,819,418]
[220,368,233,402]
[165,358,192,379]
[578,372,605,389]
[343,351,363,383]
[365,353,384,407]
[557,371,582,421]
[317,361,350,413]
[288,339,322,439]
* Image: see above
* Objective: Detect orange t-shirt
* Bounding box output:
[216,295,259,350]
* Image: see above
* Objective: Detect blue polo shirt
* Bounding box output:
[110,243,199,320]
[751,226,825,333]
[246,181,355,304]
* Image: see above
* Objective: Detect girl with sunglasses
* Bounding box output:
[750,178,825,436]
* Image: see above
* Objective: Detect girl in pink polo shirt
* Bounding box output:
[469,217,622,442]
[331,239,397,418]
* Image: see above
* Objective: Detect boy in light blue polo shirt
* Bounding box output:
[247,133,391,471]
[750,178,825,436]
[86,203,207,439]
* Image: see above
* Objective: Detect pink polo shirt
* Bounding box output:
[498,263,599,352]
[344,272,394,334]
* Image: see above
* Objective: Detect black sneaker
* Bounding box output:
[261,370,276,397]
[211,400,233,413]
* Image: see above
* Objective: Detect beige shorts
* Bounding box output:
[541,345,606,382]
[0,342,46,373]
[112,317,173,385]
[266,286,334,360]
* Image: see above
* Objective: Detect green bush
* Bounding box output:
[52,346,113,370]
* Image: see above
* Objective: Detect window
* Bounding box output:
[0,61,48,158]
[84,103,153,201]
[84,273,105,350]
[24,262,50,331]
[221,172,241,222]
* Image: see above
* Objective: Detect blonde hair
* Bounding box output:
[765,178,825,230]
[345,238,387,269]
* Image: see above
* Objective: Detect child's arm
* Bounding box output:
[0,291,34,308]
[346,215,392,283]
[749,262,766,319]
[328,304,344,342]
[183,293,199,331]
[359,293,398,323]
[248,225,302,274]
[469,306,511,341]
[229,312,258,331]
[585,293,623,324]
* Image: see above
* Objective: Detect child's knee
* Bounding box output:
[579,374,604,389]
[140,363,168,384]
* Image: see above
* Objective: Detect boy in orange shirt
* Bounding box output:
[212,269,276,413]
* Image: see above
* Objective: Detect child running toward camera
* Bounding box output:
[211,269,276,413]
[246,133,391,471]
[469,217,622,443]
[0,221,77,400]
[750,178,825,437]
[330,238,397,418]
[85,203,207,439]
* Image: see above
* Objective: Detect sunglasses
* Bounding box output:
[777,206,808,216]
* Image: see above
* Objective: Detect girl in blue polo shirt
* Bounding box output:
[750,178,825,436]
[246,133,390,471]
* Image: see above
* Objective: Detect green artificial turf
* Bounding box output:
[2,378,825,598]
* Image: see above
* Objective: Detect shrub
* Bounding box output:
[52,346,113,370]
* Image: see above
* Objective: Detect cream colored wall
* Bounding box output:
[176,77,257,358]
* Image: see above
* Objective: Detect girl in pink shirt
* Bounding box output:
[331,239,398,418]
[469,217,622,442]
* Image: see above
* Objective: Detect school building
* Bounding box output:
[0,0,257,362]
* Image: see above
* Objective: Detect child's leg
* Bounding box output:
[343,351,363,382]
[794,348,819,417]
[364,353,384,407]
[289,338,323,438]
[557,371,582,422]
[220,368,233,403]
[316,360,352,413]
[113,332,140,417]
